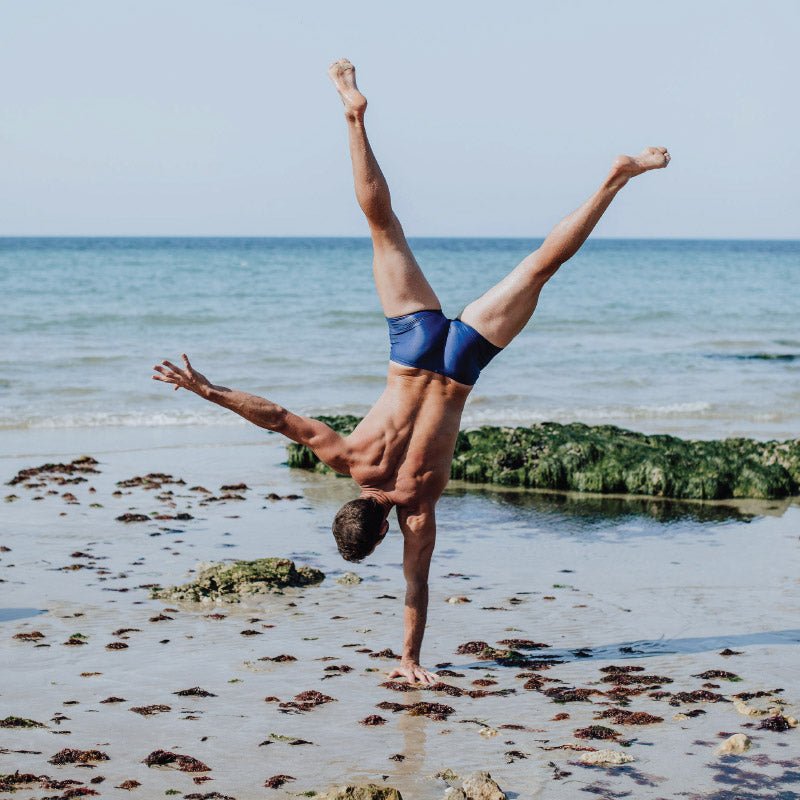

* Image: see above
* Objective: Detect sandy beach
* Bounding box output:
[2,426,799,798]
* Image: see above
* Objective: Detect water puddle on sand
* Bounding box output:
[2,433,799,798]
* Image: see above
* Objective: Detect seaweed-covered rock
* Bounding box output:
[287,415,361,472]
[287,418,800,500]
[151,558,325,602]
[317,785,403,800]
[453,424,800,499]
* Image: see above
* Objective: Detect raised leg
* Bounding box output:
[329,59,440,317]
[460,148,671,347]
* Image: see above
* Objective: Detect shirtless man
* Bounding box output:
[153,59,669,684]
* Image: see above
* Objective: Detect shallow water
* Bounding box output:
[2,428,799,798]
[2,237,799,439]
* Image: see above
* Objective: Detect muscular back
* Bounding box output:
[346,363,471,508]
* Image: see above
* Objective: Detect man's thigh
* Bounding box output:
[371,218,440,317]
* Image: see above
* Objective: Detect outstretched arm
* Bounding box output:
[388,506,437,685]
[152,355,350,474]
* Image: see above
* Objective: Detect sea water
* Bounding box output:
[1,237,798,441]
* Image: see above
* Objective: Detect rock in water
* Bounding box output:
[717,733,752,755]
[579,749,635,766]
[336,571,363,585]
[151,558,324,602]
[460,771,506,800]
[287,417,800,500]
[316,786,402,800]
[443,789,467,800]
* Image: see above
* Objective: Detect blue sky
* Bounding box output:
[0,0,797,237]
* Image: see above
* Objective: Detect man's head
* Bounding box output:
[332,497,390,562]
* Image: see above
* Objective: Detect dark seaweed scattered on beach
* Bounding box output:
[542,687,597,703]
[279,690,335,713]
[116,779,141,790]
[455,641,491,655]
[668,690,726,706]
[14,631,45,641]
[692,670,741,681]
[99,697,125,704]
[143,749,210,772]
[130,704,171,716]
[361,715,387,725]
[48,749,109,765]
[573,725,620,740]
[7,456,99,487]
[594,708,663,725]
[174,688,217,697]
[264,774,295,788]
[758,715,796,732]
[496,639,550,649]
[115,513,150,523]
[406,702,455,721]
[602,672,673,686]
[719,648,743,656]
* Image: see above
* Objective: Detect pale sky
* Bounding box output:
[0,0,797,238]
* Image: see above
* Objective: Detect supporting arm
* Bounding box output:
[388,506,438,685]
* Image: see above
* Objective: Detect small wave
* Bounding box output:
[0,410,247,431]
[462,401,715,427]
[705,352,800,362]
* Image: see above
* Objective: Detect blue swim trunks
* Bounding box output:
[387,309,502,386]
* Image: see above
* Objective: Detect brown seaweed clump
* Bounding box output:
[115,513,151,523]
[543,687,597,703]
[594,708,664,725]
[379,681,419,693]
[143,749,210,772]
[130,704,171,716]
[265,774,296,788]
[279,690,336,713]
[406,702,455,721]
[692,670,741,681]
[496,638,550,649]
[759,715,797,732]
[602,672,673,686]
[151,558,325,602]
[573,725,620,740]
[455,640,491,655]
[13,631,45,641]
[48,749,109,765]
[668,690,726,706]
[174,687,217,697]
[7,456,99,486]
[361,715,388,726]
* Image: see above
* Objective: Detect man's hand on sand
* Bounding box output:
[388,660,438,686]
[152,354,212,397]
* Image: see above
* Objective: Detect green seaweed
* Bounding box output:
[151,558,325,602]
[287,417,800,501]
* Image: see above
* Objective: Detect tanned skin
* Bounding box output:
[153,59,669,685]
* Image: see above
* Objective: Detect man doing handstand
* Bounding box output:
[153,59,670,684]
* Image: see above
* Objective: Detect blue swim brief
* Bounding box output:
[387,309,502,386]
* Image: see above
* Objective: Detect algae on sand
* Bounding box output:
[151,558,325,602]
[287,416,800,501]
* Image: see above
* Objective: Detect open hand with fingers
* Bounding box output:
[152,354,212,398]
[388,660,438,686]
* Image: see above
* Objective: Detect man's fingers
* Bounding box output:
[162,360,183,374]
[181,353,193,372]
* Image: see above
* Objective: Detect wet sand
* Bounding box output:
[2,426,799,798]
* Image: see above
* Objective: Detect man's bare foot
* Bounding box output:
[608,147,670,188]
[328,58,367,120]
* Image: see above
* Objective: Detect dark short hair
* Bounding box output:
[332,497,387,562]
